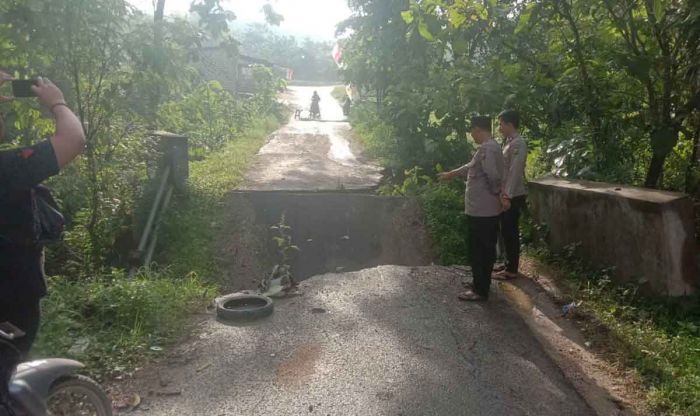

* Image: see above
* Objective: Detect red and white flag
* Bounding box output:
[332,44,343,67]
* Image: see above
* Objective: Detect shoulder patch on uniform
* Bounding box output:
[20,148,34,159]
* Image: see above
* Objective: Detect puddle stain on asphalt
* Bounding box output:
[275,343,322,388]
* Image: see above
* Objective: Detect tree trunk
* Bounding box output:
[154,0,166,57]
[686,128,700,193]
[152,0,167,113]
[555,0,604,158]
[644,152,667,188]
[155,0,166,25]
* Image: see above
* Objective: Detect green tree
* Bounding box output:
[340,0,699,190]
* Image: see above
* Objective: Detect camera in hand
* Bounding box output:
[11,79,38,97]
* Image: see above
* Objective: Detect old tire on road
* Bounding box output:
[215,293,274,322]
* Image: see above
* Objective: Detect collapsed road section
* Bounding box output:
[217,190,435,293]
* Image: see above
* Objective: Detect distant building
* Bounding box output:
[195,44,287,94]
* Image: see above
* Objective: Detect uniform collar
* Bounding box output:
[480,137,496,146]
[506,133,522,144]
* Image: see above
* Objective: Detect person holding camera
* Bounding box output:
[0,71,85,415]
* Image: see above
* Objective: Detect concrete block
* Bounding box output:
[529,177,697,296]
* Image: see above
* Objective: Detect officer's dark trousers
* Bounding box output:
[0,298,41,416]
[500,195,526,274]
[468,215,500,298]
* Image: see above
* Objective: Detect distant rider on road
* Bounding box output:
[310,90,321,119]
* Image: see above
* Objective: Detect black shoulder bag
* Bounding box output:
[31,184,65,245]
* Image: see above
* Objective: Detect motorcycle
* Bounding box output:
[309,101,321,120]
[1,322,112,416]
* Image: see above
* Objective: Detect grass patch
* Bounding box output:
[34,113,284,377]
[419,183,469,265]
[528,248,700,416]
[35,268,213,378]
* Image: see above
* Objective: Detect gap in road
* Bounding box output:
[217,190,436,293]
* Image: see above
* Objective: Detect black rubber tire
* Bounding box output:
[215,293,274,321]
[47,374,112,416]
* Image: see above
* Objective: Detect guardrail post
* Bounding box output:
[152,130,189,192]
[129,131,189,276]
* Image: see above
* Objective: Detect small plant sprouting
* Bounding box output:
[259,213,300,297]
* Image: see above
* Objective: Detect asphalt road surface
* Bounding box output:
[242,86,382,191]
[121,266,592,415]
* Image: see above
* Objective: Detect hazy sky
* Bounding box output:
[128,0,351,40]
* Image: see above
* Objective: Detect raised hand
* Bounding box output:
[31,77,66,110]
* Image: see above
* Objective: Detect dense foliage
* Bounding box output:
[339,0,700,192]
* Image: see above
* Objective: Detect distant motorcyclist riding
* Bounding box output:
[310,90,321,120]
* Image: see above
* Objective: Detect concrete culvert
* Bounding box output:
[215,293,274,322]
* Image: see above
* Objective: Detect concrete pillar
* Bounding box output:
[529,177,697,296]
[151,131,189,192]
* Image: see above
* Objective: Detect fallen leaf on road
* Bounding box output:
[197,363,212,372]
[128,393,141,409]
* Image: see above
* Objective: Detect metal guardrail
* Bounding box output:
[129,131,188,277]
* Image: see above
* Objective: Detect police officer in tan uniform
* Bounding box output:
[493,110,527,281]
[439,116,504,301]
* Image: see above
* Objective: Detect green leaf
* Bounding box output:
[653,0,664,21]
[401,10,414,25]
[515,3,535,34]
[448,7,466,28]
[418,20,435,41]
[474,3,488,20]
